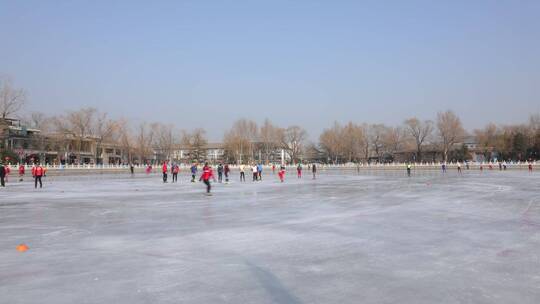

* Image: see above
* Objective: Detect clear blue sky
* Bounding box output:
[1,0,539,141]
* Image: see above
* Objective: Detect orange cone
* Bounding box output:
[16,244,29,252]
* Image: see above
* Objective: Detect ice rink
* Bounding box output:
[1,169,539,303]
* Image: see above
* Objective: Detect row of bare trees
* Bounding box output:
[319,111,466,163]
[222,119,308,164]
[20,108,208,165]
[474,114,540,162]
[3,77,539,164]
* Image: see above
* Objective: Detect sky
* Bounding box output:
[1,0,539,141]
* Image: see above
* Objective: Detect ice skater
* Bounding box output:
[457,162,462,174]
[297,163,302,178]
[32,162,45,189]
[272,164,276,174]
[278,164,286,182]
[171,163,179,183]
[224,164,230,183]
[441,162,446,173]
[217,163,224,183]
[199,162,216,195]
[239,164,246,182]
[0,162,6,187]
[190,163,198,182]
[257,163,263,181]
[18,164,25,182]
[529,162,533,173]
[312,163,317,179]
[130,163,135,175]
[162,161,168,183]
[252,164,258,181]
[406,163,412,177]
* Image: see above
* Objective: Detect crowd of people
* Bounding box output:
[148,161,319,195]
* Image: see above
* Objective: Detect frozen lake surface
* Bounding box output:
[1,170,539,303]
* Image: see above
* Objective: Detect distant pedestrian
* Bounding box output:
[252,164,258,181]
[130,163,135,175]
[239,164,246,182]
[312,163,317,179]
[162,161,168,183]
[18,164,25,182]
[297,164,302,178]
[172,163,179,182]
[457,163,462,174]
[278,165,286,182]
[442,163,446,173]
[257,164,263,180]
[406,163,411,177]
[32,163,44,189]
[0,162,6,187]
[529,163,533,173]
[190,163,198,182]
[224,164,230,183]
[217,163,224,183]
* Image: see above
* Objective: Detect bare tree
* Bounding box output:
[382,126,405,158]
[320,122,343,163]
[136,122,155,164]
[0,77,26,119]
[116,119,135,163]
[181,128,208,162]
[436,110,465,162]
[259,119,283,164]
[154,123,176,162]
[93,112,118,164]
[282,125,307,164]
[404,118,433,162]
[223,119,258,164]
[369,124,387,163]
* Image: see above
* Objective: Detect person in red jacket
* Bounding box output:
[18,164,25,182]
[199,162,216,194]
[162,161,168,183]
[278,164,286,183]
[33,163,44,189]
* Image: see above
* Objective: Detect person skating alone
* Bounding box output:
[239,164,246,182]
[257,163,263,181]
[190,163,198,182]
[224,164,230,183]
[162,161,168,183]
[172,163,179,183]
[32,162,45,189]
[278,164,286,183]
[200,162,216,195]
[457,162,462,174]
[252,164,258,182]
[312,163,317,179]
[0,162,6,187]
[297,164,302,179]
[217,163,224,183]
[18,164,25,182]
[406,163,412,177]
[130,163,135,175]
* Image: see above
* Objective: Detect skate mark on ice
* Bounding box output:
[245,260,302,304]
[521,197,540,227]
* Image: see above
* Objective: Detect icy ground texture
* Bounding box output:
[1,170,540,304]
